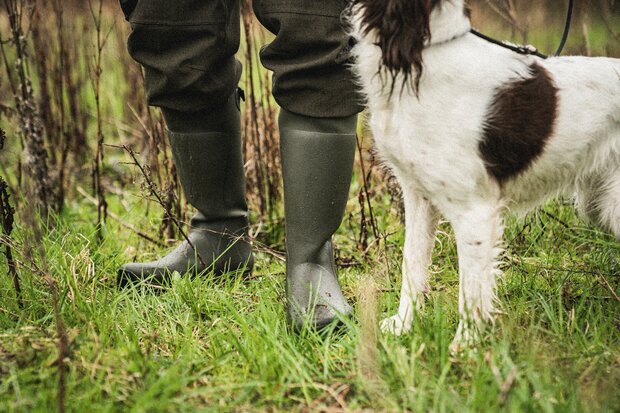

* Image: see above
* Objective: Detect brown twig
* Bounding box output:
[355,134,380,242]
[541,208,570,229]
[76,186,165,248]
[0,128,21,309]
[483,0,529,42]
[485,350,517,406]
[355,133,394,276]
[600,11,620,43]
[357,190,369,252]
[242,5,267,217]
[19,153,68,413]
[126,102,182,240]
[3,0,55,217]
[241,3,282,224]
[111,144,206,267]
[89,0,111,240]
[0,187,20,308]
[599,272,620,302]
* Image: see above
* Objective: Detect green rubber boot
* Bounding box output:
[279,109,357,329]
[118,92,253,287]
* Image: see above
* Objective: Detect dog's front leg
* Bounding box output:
[381,185,438,335]
[449,202,503,352]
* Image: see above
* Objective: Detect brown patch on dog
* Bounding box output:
[479,63,558,183]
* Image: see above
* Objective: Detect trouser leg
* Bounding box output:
[123,0,242,114]
[117,0,253,286]
[252,0,362,118]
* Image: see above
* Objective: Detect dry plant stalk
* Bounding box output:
[484,0,529,42]
[20,157,69,413]
[126,61,182,240]
[49,0,70,212]
[357,278,387,404]
[116,143,206,267]
[0,128,21,309]
[89,0,111,238]
[2,4,69,408]
[50,273,69,413]
[358,280,379,378]
[582,19,592,56]
[2,0,56,217]
[126,100,183,240]
[55,0,87,209]
[0,182,19,307]
[144,107,180,241]
[30,1,90,211]
[241,0,282,222]
[355,134,380,253]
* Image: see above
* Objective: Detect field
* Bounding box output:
[1,1,619,412]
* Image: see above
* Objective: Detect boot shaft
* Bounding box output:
[166,91,248,222]
[279,109,357,264]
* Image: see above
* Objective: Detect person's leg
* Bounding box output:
[252,0,360,118]
[253,0,362,328]
[117,0,253,286]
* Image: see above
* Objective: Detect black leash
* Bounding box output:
[469,29,549,58]
[554,0,575,56]
[470,0,574,59]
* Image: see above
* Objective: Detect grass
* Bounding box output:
[1,188,619,412]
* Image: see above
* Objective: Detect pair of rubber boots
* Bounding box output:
[118,92,357,329]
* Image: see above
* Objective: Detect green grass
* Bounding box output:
[1,189,619,412]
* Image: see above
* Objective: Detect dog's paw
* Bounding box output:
[449,321,477,354]
[380,314,412,336]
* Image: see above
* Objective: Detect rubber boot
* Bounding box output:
[279,109,357,329]
[118,91,253,287]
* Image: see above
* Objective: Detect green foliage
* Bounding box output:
[1,194,619,412]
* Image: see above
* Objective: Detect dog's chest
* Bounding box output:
[370,109,455,186]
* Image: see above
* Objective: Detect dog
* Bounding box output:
[347,0,620,349]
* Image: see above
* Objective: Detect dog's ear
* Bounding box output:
[355,0,434,95]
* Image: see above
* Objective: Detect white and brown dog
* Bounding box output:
[347,0,620,348]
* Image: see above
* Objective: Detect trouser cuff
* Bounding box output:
[162,90,242,134]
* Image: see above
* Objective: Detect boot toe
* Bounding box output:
[289,301,353,331]
[117,263,143,288]
[312,302,353,330]
[287,263,352,330]
[117,262,170,288]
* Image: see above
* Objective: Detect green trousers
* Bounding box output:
[120,0,361,118]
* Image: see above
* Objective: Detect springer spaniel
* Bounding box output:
[347,0,620,350]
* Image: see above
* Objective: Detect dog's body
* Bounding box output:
[348,0,620,347]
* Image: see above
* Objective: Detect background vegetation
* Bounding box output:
[0,0,619,411]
